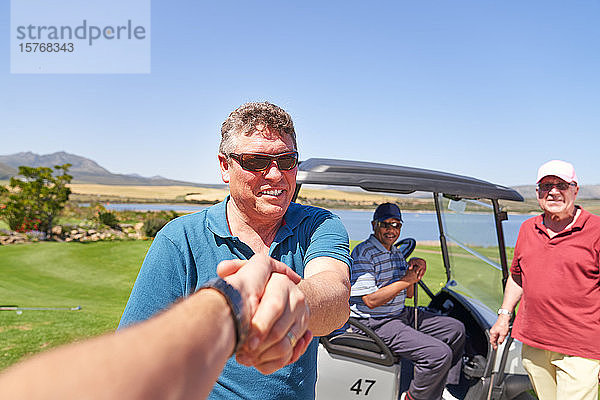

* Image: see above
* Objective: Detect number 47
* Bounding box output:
[350,379,376,395]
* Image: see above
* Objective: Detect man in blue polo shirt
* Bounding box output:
[119,102,352,399]
[350,203,465,400]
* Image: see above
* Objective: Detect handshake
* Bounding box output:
[217,254,313,374]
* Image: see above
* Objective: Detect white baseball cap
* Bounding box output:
[536,160,578,185]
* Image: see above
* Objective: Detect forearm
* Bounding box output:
[500,275,523,312]
[298,270,350,336]
[490,275,524,348]
[0,289,235,400]
[362,280,412,308]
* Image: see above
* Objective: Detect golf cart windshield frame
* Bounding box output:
[294,158,524,288]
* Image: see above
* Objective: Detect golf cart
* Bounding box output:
[293,158,533,400]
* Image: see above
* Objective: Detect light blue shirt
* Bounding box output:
[350,234,408,318]
[119,197,351,400]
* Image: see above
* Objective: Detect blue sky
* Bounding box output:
[2,1,599,186]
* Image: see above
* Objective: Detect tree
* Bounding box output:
[0,164,72,234]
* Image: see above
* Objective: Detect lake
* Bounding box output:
[103,203,533,247]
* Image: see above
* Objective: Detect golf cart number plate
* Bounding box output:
[350,379,376,396]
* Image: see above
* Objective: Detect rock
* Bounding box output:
[0,221,148,245]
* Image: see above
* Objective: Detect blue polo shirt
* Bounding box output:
[119,197,351,399]
[350,234,408,318]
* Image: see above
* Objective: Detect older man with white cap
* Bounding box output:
[490,160,600,400]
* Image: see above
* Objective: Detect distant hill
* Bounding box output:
[0,151,226,188]
[0,162,17,180]
[513,185,600,200]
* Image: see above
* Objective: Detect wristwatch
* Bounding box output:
[497,308,512,316]
[199,277,249,354]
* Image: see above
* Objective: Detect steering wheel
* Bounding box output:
[394,237,416,259]
[394,237,435,300]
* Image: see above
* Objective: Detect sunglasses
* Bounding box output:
[537,182,576,192]
[229,151,299,172]
[377,221,402,229]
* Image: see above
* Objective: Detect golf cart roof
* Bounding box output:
[297,158,524,202]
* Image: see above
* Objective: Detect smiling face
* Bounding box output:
[536,175,579,219]
[219,125,297,225]
[372,217,402,251]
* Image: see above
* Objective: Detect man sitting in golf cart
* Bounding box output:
[350,203,466,400]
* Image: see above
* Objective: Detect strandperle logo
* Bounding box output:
[11,0,150,73]
[15,20,147,46]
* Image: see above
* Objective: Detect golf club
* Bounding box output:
[0,305,82,311]
[414,283,418,330]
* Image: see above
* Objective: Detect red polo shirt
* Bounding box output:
[510,207,600,360]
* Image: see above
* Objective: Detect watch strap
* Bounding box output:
[200,277,249,354]
[497,308,512,316]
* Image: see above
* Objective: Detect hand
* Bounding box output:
[236,273,311,374]
[402,258,426,285]
[489,315,511,350]
[408,257,426,281]
[217,254,301,320]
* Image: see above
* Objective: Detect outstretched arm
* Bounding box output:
[298,256,351,335]
[235,213,352,373]
[0,255,302,400]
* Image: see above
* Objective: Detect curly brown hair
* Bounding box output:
[219,102,297,156]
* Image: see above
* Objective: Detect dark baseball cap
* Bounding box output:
[373,203,403,223]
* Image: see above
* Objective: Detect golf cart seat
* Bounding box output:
[321,318,397,367]
[317,318,406,400]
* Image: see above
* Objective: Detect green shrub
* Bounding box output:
[0,164,72,234]
[97,211,119,228]
[143,217,169,237]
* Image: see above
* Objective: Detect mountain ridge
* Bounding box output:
[0,151,225,188]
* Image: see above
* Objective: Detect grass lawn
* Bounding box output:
[0,240,150,370]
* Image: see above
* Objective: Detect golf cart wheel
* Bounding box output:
[464,382,535,400]
[463,380,486,400]
[511,392,535,400]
